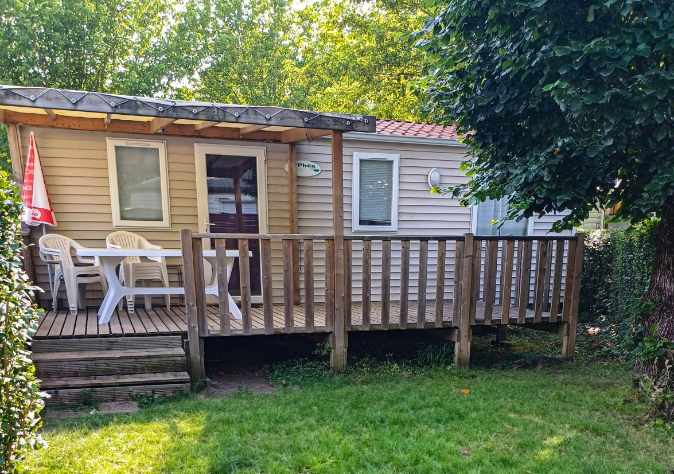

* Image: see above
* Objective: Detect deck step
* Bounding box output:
[45,382,191,405]
[34,348,186,378]
[41,371,190,390]
[31,335,184,353]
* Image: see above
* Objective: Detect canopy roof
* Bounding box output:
[0,85,376,144]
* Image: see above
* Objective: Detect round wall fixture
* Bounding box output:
[428,168,441,188]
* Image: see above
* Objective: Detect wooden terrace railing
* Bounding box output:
[180,230,584,379]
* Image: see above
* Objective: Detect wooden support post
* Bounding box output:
[261,238,274,334]
[417,240,429,329]
[563,233,584,359]
[435,240,447,328]
[399,240,411,329]
[288,143,301,306]
[215,238,230,336]
[562,239,578,322]
[497,324,508,343]
[362,240,372,330]
[455,233,474,369]
[180,230,205,382]
[7,124,23,184]
[331,131,347,371]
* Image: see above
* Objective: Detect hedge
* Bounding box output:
[579,220,659,325]
[0,171,45,473]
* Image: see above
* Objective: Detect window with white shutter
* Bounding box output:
[352,152,400,232]
[475,198,529,236]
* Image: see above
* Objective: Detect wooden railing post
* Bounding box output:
[417,240,429,329]
[283,239,294,332]
[563,233,584,359]
[362,239,372,330]
[238,238,252,335]
[435,240,447,328]
[455,233,474,369]
[215,238,230,336]
[261,238,274,334]
[180,229,205,382]
[399,239,411,329]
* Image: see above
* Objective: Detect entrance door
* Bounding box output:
[195,145,267,302]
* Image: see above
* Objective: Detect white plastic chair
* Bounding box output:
[39,234,108,316]
[105,231,170,311]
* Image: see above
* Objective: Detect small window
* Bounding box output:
[352,152,399,232]
[107,138,170,228]
[475,198,529,236]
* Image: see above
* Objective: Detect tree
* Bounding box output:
[290,0,431,120]
[195,0,432,121]
[0,0,203,96]
[419,0,674,408]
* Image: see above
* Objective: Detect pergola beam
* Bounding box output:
[149,117,176,133]
[194,121,218,131]
[240,124,268,135]
[0,85,376,133]
[43,108,56,123]
[0,110,340,144]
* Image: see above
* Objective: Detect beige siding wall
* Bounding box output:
[296,137,471,304]
[23,127,290,307]
[23,126,573,310]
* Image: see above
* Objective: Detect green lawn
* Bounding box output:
[28,358,674,473]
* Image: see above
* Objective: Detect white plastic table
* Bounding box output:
[76,248,243,325]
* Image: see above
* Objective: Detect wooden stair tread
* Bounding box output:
[41,371,190,389]
[44,382,191,405]
[31,335,184,353]
[33,347,185,362]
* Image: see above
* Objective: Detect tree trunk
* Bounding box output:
[642,195,674,418]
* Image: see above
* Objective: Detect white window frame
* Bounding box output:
[352,152,400,232]
[471,202,534,236]
[106,138,171,229]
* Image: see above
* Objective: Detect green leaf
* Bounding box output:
[587,5,595,22]
[634,43,651,57]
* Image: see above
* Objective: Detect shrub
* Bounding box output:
[0,171,45,473]
[579,220,659,327]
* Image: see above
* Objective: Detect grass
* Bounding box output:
[27,330,674,474]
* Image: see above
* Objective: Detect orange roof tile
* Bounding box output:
[375,120,460,140]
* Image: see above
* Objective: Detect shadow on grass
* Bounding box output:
[29,329,672,473]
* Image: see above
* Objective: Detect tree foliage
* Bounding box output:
[0,0,202,96]
[418,0,674,230]
[0,171,44,473]
[195,0,431,120]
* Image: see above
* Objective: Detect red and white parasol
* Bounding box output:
[20,132,56,226]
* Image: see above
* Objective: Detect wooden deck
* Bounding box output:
[35,301,554,338]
